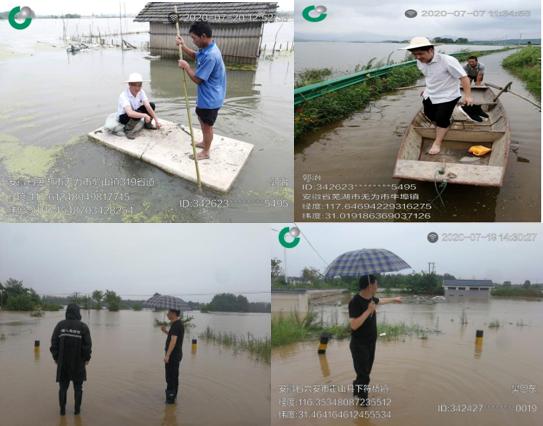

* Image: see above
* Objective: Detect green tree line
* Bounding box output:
[200,293,271,313]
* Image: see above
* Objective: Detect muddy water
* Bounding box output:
[0,310,270,425]
[294,50,540,222]
[272,299,543,425]
[0,20,293,222]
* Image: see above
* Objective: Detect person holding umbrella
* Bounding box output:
[160,308,185,404]
[50,303,92,416]
[325,249,410,406]
[349,275,401,406]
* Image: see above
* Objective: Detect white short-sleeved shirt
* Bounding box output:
[117,88,148,118]
[417,53,467,104]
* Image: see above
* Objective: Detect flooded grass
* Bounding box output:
[294,66,422,140]
[377,322,431,341]
[502,46,541,99]
[295,68,333,88]
[488,320,501,328]
[199,326,271,364]
[271,312,435,347]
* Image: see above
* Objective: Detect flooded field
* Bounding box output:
[295,49,540,222]
[0,309,270,425]
[272,297,543,425]
[295,42,506,77]
[0,19,293,222]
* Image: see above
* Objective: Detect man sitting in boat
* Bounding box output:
[464,56,485,86]
[403,37,474,155]
[176,21,227,161]
[117,73,161,140]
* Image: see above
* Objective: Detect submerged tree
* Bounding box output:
[91,290,104,310]
[104,290,121,311]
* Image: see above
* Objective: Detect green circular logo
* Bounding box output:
[9,6,33,30]
[302,5,328,23]
[278,226,301,249]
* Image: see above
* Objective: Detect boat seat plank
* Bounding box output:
[393,159,504,187]
[413,127,505,142]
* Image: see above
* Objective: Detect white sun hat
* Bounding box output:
[124,72,149,83]
[402,36,435,50]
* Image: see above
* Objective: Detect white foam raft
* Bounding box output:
[88,119,253,193]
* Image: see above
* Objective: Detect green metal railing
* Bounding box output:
[294,61,417,106]
[294,52,480,107]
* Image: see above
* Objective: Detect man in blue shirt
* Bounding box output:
[177,21,226,160]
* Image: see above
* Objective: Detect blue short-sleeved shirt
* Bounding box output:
[195,41,226,109]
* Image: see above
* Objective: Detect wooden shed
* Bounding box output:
[134,2,278,63]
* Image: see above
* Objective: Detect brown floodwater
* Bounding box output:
[272,298,543,425]
[294,50,540,222]
[0,310,270,425]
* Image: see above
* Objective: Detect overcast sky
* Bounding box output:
[271,223,543,284]
[1,0,293,15]
[295,0,540,41]
[0,224,270,302]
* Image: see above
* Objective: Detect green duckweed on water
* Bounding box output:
[0,133,64,177]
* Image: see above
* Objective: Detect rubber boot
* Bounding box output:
[165,389,175,404]
[59,386,67,416]
[74,389,82,415]
[359,388,369,407]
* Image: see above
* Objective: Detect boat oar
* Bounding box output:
[487,81,541,111]
[174,5,202,190]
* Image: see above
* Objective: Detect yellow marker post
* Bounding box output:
[318,352,330,377]
[174,5,202,190]
[474,329,483,358]
[34,340,40,361]
[317,333,330,354]
[191,338,197,353]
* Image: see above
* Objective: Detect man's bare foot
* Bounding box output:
[428,141,442,155]
[189,151,210,160]
[194,141,205,149]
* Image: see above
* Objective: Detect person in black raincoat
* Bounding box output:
[50,303,92,416]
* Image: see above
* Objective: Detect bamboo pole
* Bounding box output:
[118,2,123,48]
[174,5,202,190]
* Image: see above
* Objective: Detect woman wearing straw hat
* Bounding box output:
[117,72,161,139]
[403,37,474,155]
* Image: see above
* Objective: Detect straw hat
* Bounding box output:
[402,36,435,50]
[124,72,149,83]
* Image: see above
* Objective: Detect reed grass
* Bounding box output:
[271,311,434,347]
[199,326,271,364]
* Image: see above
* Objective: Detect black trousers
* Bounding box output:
[422,96,460,128]
[349,339,376,398]
[165,356,181,400]
[59,380,83,408]
[119,102,155,125]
